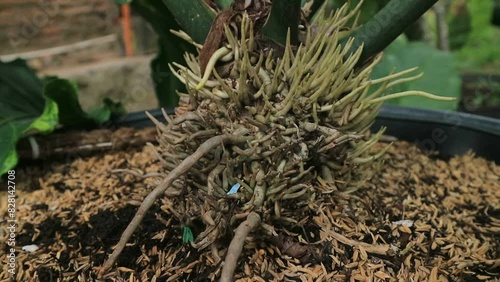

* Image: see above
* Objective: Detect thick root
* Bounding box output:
[99,133,249,277]
[220,212,261,282]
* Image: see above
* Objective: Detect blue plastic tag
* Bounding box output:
[227,183,241,195]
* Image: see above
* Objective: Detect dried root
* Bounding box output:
[220,212,261,282]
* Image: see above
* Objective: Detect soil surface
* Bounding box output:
[1,129,499,281]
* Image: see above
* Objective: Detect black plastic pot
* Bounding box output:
[113,105,500,163]
[371,105,500,162]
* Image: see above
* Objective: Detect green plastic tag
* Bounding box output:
[182,226,194,243]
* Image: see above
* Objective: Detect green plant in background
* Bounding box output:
[130,0,213,107]
[328,0,468,110]
[328,0,388,24]
[494,0,500,26]
[466,77,500,110]
[0,60,58,176]
[453,0,500,69]
[371,36,461,110]
[44,78,126,127]
[447,0,471,50]
[0,60,125,176]
[332,0,499,71]
[313,0,499,109]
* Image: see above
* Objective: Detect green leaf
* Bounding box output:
[0,61,125,175]
[44,78,126,127]
[161,0,216,44]
[371,36,461,110]
[0,60,45,115]
[152,37,186,107]
[132,0,197,107]
[447,1,471,50]
[88,98,126,124]
[0,59,59,176]
[29,97,59,133]
[453,0,500,68]
[262,0,302,45]
[215,0,232,10]
[43,78,93,127]
[342,0,438,66]
[1,151,17,177]
[329,0,386,24]
[104,98,127,118]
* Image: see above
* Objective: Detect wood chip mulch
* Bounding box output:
[1,130,499,282]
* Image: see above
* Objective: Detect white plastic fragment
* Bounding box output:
[227,183,241,195]
[22,244,39,253]
[392,219,414,227]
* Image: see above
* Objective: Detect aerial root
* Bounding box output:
[99,133,250,277]
[220,212,261,282]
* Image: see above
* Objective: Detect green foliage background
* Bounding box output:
[371,36,461,110]
[454,0,500,69]
[0,61,125,176]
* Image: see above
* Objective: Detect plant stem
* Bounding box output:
[344,0,438,66]
[99,133,249,277]
[220,212,261,282]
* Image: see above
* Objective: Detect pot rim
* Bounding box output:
[113,105,500,137]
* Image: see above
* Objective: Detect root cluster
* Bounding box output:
[101,3,452,279]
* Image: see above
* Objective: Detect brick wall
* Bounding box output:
[0,0,119,55]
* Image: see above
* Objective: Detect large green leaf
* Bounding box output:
[371,36,461,110]
[161,0,216,44]
[0,60,45,115]
[215,0,232,10]
[90,98,127,123]
[454,0,500,68]
[0,61,126,175]
[341,0,438,66]
[328,0,386,24]
[447,1,471,50]
[262,0,302,45]
[151,37,185,107]
[43,78,92,127]
[44,78,126,128]
[132,0,198,107]
[0,59,59,175]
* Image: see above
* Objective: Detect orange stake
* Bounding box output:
[121,3,133,57]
